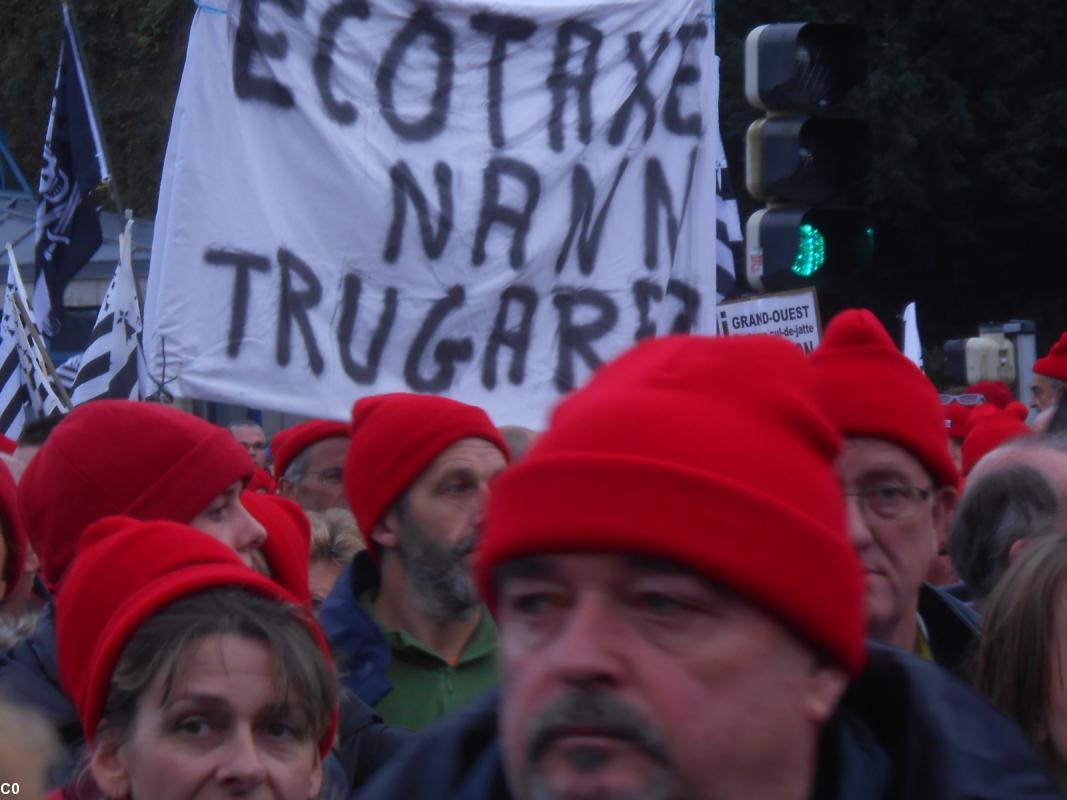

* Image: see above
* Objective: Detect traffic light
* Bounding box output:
[743,23,870,293]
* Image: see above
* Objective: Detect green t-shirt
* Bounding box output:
[361,594,499,730]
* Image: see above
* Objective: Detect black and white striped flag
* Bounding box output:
[0,284,31,438]
[69,217,142,405]
[2,248,70,437]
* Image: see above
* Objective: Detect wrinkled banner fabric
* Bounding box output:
[144,0,718,426]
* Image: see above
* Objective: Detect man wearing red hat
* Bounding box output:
[318,393,509,732]
[810,309,978,676]
[351,335,1058,800]
[274,419,350,512]
[1032,333,1067,413]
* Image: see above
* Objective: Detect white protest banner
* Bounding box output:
[716,288,822,353]
[143,0,719,426]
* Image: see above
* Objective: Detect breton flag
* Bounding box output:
[715,126,743,303]
[33,2,109,337]
[2,246,71,437]
[0,272,31,439]
[70,216,142,405]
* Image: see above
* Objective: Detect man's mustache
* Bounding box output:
[525,690,671,767]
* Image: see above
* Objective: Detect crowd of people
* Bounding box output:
[0,309,1066,798]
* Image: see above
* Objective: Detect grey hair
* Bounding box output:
[949,464,1060,601]
[283,448,311,484]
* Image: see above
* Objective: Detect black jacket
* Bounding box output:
[349,642,1059,800]
[919,581,982,680]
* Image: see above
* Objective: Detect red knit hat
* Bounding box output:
[961,403,1031,476]
[965,380,1014,410]
[55,517,336,757]
[272,420,349,481]
[243,492,312,608]
[247,466,277,494]
[1034,333,1067,382]
[17,400,254,592]
[478,335,866,677]
[944,401,983,442]
[346,394,510,561]
[809,309,959,489]
[0,461,27,600]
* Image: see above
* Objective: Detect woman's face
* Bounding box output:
[1046,588,1067,764]
[91,634,322,800]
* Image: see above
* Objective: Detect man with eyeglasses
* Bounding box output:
[319,393,509,736]
[273,419,350,512]
[351,335,1059,800]
[811,309,978,676]
[229,419,269,469]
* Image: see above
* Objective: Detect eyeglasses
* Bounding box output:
[939,393,985,406]
[844,484,933,521]
[307,467,343,484]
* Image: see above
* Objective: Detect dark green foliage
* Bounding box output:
[0,0,194,217]
[2,0,1065,346]
[720,0,1067,346]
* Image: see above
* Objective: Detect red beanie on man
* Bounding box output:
[478,335,866,677]
[1034,333,1067,382]
[944,401,984,442]
[17,400,253,592]
[55,516,336,757]
[272,420,349,481]
[809,309,959,489]
[0,461,27,600]
[965,380,1014,410]
[961,403,1031,476]
[243,492,312,608]
[346,393,509,561]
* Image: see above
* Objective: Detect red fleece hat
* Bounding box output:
[0,461,27,600]
[478,335,866,677]
[962,403,1031,476]
[346,394,510,561]
[944,401,983,441]
[271,420,349,481]
[17,400,254,592]
[247,466,277,494]
[1034,333,1067,382]
[809,309,959,489]
[243,492,312,608]
[966,380,1014,410]
[56,517,336,757]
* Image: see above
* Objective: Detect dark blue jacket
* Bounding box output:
[920,581,982,679]
[318,552,393,707]
[349,642,1060,800]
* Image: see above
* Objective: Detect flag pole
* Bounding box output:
[59,0,125,215]
[5,243,73,409]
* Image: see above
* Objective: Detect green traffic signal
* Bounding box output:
[791,223,825,277]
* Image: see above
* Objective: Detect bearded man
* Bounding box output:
[318,393,509,730]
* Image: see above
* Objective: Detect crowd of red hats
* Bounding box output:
[0,307,1064,800]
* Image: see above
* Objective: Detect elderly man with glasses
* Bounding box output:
[273,419,351,511]
[811,310,979,677]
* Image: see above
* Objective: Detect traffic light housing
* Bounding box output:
[743,23,870,293]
